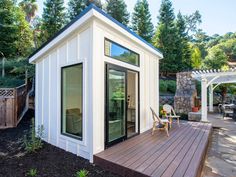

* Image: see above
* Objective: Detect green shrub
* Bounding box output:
[159,105,163,115]
[160,80,176,94]
[0,57,34,88]
[159,80,168,93]
[75,169,89,177]
[26,168,37,177]
[166,80,176,93]
[0,76,24,88]
[24,119,44,153]
[179,113,188,120]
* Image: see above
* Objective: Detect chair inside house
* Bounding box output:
[163,104,180,128]
[150,107,169,136]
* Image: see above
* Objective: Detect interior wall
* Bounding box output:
[127,71,136,108]
[127,71,136,122]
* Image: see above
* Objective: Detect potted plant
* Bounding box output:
[192,97,199,112]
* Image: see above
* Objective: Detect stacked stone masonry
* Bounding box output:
[174,72,197,114]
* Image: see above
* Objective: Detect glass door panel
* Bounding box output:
[106,66,127,145]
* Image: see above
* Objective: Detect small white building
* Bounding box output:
[29,4,163,162]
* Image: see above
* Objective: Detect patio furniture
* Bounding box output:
[150,107,169,136]
[163,104,180,128]
[222,104,234,119]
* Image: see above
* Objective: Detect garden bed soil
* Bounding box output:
[0,110,120,177]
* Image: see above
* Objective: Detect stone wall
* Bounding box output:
[160,95,174,106]
[174,72,197,114]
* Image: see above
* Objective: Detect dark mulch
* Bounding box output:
[0,110,120,177]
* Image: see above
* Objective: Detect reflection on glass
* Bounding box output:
[62,64,83,139]
[108,69,126,142]
[105,39,139,66]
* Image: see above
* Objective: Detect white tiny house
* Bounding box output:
[29,4,163,162]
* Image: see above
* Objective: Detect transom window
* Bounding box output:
[105,39,140,66]
[61,64,83,140]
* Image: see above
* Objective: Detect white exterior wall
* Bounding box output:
[92,19,160,155]
[35,23,93,161]
[34,17,160,162]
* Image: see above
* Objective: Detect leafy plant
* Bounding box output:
[166,80,176,93]
[159,80,168,93]
[160,80,176,94]
[26,168,37,177]
[24,118,44,153]
[75,169,89,177]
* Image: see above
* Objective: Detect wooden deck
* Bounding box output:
[94,121,212,177]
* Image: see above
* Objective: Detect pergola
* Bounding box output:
[192,68,236,121]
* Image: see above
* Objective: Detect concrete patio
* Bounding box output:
[202,113,236,177]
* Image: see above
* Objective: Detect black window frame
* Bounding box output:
[61,63,83,141]
[104,38,140,67]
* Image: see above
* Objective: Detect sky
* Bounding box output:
[37,0,236,36]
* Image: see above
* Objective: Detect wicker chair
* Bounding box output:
[150,107,169,136]
[163,104,180,128]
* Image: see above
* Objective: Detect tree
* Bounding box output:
[105,0,129,26]
[184,10,201,36]
[15,6,33,56]
[218,39,236,61]
[131,0,153,42]
[41,0,66,42]
[31,16,42,48]
[19,0,38,23]
[201,46,228,69]
[0,0,33,58]
[175,12,192,70]
[153,0,180,74]
[191,46,201,69]
[67,0,103,20]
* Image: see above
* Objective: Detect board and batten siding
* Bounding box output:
[35,26,92,160]
[91,19,160,155]
[34,18,160,162]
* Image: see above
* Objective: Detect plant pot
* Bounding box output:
[192,107,199,112]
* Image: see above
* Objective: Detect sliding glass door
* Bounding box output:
[106,65,127,146]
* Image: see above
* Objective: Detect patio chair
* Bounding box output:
[163,104,180,128]
[150,107,169,136]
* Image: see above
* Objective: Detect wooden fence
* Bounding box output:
[0,84,28,129]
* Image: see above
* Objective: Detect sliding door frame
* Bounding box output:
[105,62,140,148]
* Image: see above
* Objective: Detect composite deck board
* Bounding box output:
[136,122,195,173]
[123,124,186,167]
[142,122,200,176]
[116,125,180,164]
[94,121,212,177]
[161,123,207,177]
[172,124,211,177]
[183,124,212,177]
[153,123,207,177]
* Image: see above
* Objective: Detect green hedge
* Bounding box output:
[160,79,176,94]
[0,77,24,88]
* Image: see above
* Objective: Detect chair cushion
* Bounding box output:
[157,124,165,128]
[161,119,169,123]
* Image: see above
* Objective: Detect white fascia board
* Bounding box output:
[29,10,94,63]
[92,10,163,59]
